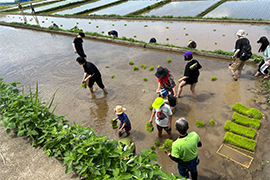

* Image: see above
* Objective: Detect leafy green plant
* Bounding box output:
[167,58,171,63]
[112,24,114,26]
[133,65,139,70]
[223,132,256,152]
[150,145,155,150]
[224,121,256,139]
[183,27,186,30]
[209,119,215,126]
[140,64,146,69]
[149,66,154,71]
[101,31,104,33]
[111,74,115,78]
[146,122,153,133]
[222,34,225,36]
[149,104,153,110]
[159,139,173,151]
[154,140,160,147]
[143,77,147,81]
[211,77,217,81]
[231,112,261,129]
[196,120,205,127]
[129,61,134,65]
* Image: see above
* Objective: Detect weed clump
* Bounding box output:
[211,77,217,81]
[167,58,171,63]
[196,120,205,127]
[159,139,173,151]
[133,65,139,70]
[209,119,215,126]
[140,64,146,69]
[129,61,134,65]
[149,66,154,71]
[146,122,154,133]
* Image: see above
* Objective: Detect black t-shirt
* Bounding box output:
[83,61,101,77]
[235,37,250,58]
[184,59,202,79]
[73,37,83,51]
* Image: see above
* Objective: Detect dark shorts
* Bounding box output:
[119,124,131,132]
[184,77,198,85]
[88,76,105,89]
[178,156,200,178]
[156,124,171,133]
[77,50,86,58]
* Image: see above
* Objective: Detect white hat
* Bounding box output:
[236,29,246,37]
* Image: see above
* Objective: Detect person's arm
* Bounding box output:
[156,82,161,94]
[149,111,155,123]
[72,43,77,53]
[84,73,95,81]
[119,121,126,132]
[168,115,172,129]
[166,151,183,163]
[172,87,176,96]
[232,49,240,58]
[178,76,188,83]
[113,117,119,121]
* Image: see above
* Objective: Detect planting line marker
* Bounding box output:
[224,143,255,155]
[216,144,253,169]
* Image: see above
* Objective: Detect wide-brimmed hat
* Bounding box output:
[155,66,169,79]
[114,105,126,115]
[182,50,192,57]
[152,97,164,109]
[236,29,246,37]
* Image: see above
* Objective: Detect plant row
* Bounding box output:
[231,112,261,129]
[231,102,263,119]
[0,77,183,180]
[224,121,256,139]
[223,132,256,152]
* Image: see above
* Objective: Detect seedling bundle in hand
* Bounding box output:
[146,122,154,132]
[110,119,118,129]
[159,139,173,151]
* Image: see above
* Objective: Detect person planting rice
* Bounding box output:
[155,66,176,96]
[73,32,86,59]
[112,105,131,136]
[159,89,177,113]
[76,57,108,94]
[149,97,173,139]
[166,117,202,180]
[108,30,118,37]
[177,51,202,99]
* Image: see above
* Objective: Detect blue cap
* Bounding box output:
[160,89,168,98]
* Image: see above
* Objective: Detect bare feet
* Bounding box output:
[254,71,260,77]
[263,75,269,79]
[232,75,238,81]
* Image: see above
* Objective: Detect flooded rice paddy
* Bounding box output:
[2,14,270,54]
[0,22,269,179]
[142,0,220,17]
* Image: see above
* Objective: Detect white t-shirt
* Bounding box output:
[153,104,172,127]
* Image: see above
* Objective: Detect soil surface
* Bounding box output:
[0,24,270,180]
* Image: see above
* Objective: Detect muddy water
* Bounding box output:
[0,25,269,179]
[2,14,270,54]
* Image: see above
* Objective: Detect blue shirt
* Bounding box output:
[117,113,130,126]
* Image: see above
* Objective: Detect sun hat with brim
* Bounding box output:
[182,51,192,57]
[114,105,126,115]
[152,97,165,109]
[155,66,169,79]
[236,29,246,37]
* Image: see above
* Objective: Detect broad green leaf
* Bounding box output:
[120,173,133,179]
[65,164,73,174]
[30,130,38,135]
[7,122,16,128]
[113,168,119,177]
[80,165,88,174]
[140,149,151,155]
[6,128,11,135]
[17,130,25,136]
[120,161,127,172]
[149,154,157,161]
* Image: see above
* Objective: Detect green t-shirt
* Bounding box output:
[117,138,135,153]
[171,132,200,162]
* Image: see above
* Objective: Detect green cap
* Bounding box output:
[152,97,164,109]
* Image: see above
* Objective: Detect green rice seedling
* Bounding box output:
[211,77,217,81]
[124,24,127,26]
[166,38,169,40]
[60,25,63,27]
[129,61,134,65]
[223,132,256,152]
[149,104,153,110]
[247,108,262,119]
[231,112,261,129]
[150,145,155,150]
[215,42,217,45]
[149,66,154,71]
[102,31,104,33]
[81,83,86,88]
[167,58,171,63]
[113,125,118,129]
[88,22,91,24]
[222,34,225,36]
[142,89,145,93]
[51,21,53,23]
[209,119,215,126]
[140,64,146,69]
[133,65,139,70]
[105,66,109,68]
[185,33,189,36]
[159,139,173,151]
[144,25,148,27]
[246,33,248,35]
[146,122,154,132]
[157,65,160,68]
[134,35,137,38]
[227,155,230,160]
[213,29,216,31]
[96,26,99,28]
[166,26,169,29]
[111,74,115,78]
[196,120,205,127]
[183,27,186,30]
[13,16,15,18]
[110,119,117,125]
[112,24,114,26]
[224,121,256,139]
[231,102,249,115]
[143,77,147,81]
[46,18,48,20]
[42,21,44,23]
[154,140,160,147]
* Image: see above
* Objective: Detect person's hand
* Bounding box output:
[267,62,270,66]
[230,56,235,59]
[149,120,152,123]
[74,50,77,53]
[178,79,182,83]
[168,123,171,129]
[119,129,123,133]
[156,89,160,94]
[82,79,86,83]
[165,151,171,156]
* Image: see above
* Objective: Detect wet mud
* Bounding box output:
[0,25,270,180]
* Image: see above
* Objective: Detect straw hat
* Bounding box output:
[114,105,126,115]
[236,29,246,37]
